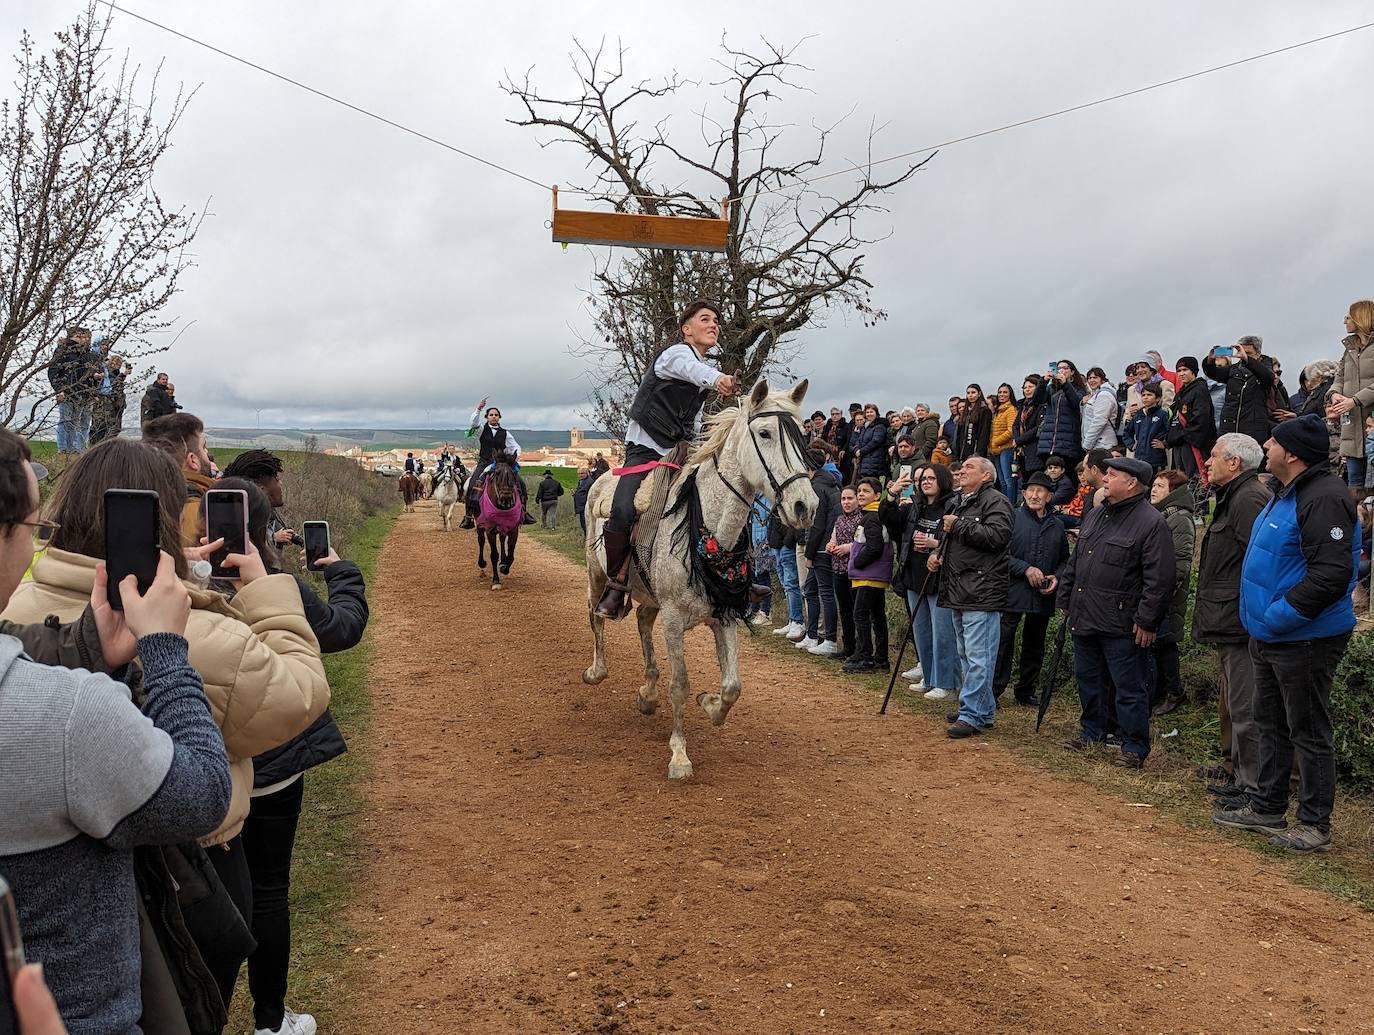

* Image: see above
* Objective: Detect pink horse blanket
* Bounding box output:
[477,482,523,534]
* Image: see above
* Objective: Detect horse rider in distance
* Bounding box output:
[595,299,738,619]
[460,400,530,528]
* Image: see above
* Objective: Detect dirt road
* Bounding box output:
[347,503,1374,1033]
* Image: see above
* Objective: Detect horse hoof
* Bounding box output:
[491,584,503,591]
[637,694,657,715]
[667,760,694,781]
[582,667,608,685]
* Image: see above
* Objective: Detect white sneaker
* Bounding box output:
[922,687,952,701]
[901,665,923,681]
[255,1010,317,1035]
[809,640,837,656]
[909,681,928,692]
[795,636,819,650]
[772,622,794,635]
[748,612,770,627]
[784,621,806,641]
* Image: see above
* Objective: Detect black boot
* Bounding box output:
[595,530,633,619]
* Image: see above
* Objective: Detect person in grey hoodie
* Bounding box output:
[0,429,231,1034]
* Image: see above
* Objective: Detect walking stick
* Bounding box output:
[1035,616,1070,732]
[879,530,946,715]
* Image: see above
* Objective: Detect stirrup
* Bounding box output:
[595,578,633,620]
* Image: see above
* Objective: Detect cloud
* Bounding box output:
[3,0,1371,429]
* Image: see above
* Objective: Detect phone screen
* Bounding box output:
[303,521,330,570]
[103,489,160,611]
[2,875,24,1032]
[206,490,247,578]
[1216,346,1234,358]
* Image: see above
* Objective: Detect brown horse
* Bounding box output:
[475,459,523,589]
[399,472,421,512]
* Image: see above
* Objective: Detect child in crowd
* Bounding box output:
[826,486,861,660]
[931,436,953,466]
[1125,381,1169,469]
[1042,454,1078,509]
[840,478,892,674]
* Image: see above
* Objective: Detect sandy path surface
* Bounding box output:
[347,503,1373,1033]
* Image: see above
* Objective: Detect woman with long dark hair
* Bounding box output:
[1013,375,1046,481]
[954,384,992,463]
[1031,359,1088,466]
[989,383,1018,498]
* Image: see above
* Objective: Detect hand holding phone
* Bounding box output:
[303,521,331,570]
[103,489,160,611]
[120,552,191,640]
[205,489,248,579]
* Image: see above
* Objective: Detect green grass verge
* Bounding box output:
[229,503,400,1031]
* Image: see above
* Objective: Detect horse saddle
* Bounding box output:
[587,443,690,522]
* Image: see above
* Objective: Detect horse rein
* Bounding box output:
[710,407,815,512]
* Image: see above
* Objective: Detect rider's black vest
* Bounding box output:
[627,345,713,448]
[479,425,508,465]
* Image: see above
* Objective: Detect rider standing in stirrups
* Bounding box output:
[595,300,738,618]
[460,400,529,528]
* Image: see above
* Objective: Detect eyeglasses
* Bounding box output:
[16,520,59,546]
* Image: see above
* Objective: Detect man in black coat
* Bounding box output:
[994,472,1068,705]
[1202,337,1276,448]
[536,470,565,528]
[139,371,178,427]
[1057,456,1175,768]
[47,327,103,453]
[930,456,1014,738]
[1190,433,1271,800]
[801,458,842,655]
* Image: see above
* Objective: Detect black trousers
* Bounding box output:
[242,777,306,1031]
[205,834,254,1010]
[803,558,837,641]
[993,610,1050,701]
[832,570,856,656]
[608,443,662,536]
[852,585,889,665]
[1250,634,1348,831]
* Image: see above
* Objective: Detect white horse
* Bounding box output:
[583,379,818,779]
[419,470,434,498]
[433,466,463,531]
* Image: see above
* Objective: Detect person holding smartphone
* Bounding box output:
[0,428,232,1034]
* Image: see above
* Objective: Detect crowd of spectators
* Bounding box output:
[744,299,1374,855]
[1,405,366,1032]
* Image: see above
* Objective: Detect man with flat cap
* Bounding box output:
[1213,413,1357,852]
[1057,455,1175,768]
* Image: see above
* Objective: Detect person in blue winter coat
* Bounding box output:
[1031,360,1087,465]
[1215,413,1359,853]
[1124,381,1170,470]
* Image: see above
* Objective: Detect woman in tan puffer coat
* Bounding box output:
[1327,299,1374,485]
[1,439,329,1002]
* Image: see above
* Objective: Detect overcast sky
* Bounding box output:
[5,1,1374,429]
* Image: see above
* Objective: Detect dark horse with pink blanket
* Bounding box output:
[475,457,523,589]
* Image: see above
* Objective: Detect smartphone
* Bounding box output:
[205,488,248,579]
[1048,360,1057,373]
[104,489,160,611]
[1215,345,1235,358]
[303,520,331,570]
[2,876,24,1033]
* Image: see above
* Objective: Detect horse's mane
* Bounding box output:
[682,390,803,475]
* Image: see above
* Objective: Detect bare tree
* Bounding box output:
[504,37,930,435]
[0,2,201,433]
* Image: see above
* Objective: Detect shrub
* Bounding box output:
[1334,630,1374,791]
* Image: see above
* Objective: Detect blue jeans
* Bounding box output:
[952,609,1001,728]
[994,450,1016,500]
[1347,456,1368,488]
[56,399,92,452]
[773,546,803,624]
[907,591,959,690]
[1073,633,1152,757]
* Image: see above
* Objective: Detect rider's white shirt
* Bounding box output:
[467,407,521,460]
[624,342,721,452]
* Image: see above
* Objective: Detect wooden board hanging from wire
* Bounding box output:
[551,187,729,253]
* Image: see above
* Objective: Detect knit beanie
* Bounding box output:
[1176,356,1199,375]
[1272,413,1330,466]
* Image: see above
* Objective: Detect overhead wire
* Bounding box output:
[93,0,551,191]
[95,2,1374,210]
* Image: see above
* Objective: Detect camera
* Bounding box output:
[288,532,304,547]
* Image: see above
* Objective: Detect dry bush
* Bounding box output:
[278,444,395,559]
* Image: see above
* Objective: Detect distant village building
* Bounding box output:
[522,427,622,469]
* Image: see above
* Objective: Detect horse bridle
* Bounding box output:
[712,407,815,511]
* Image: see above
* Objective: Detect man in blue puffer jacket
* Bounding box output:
[1214,413,1358,853]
